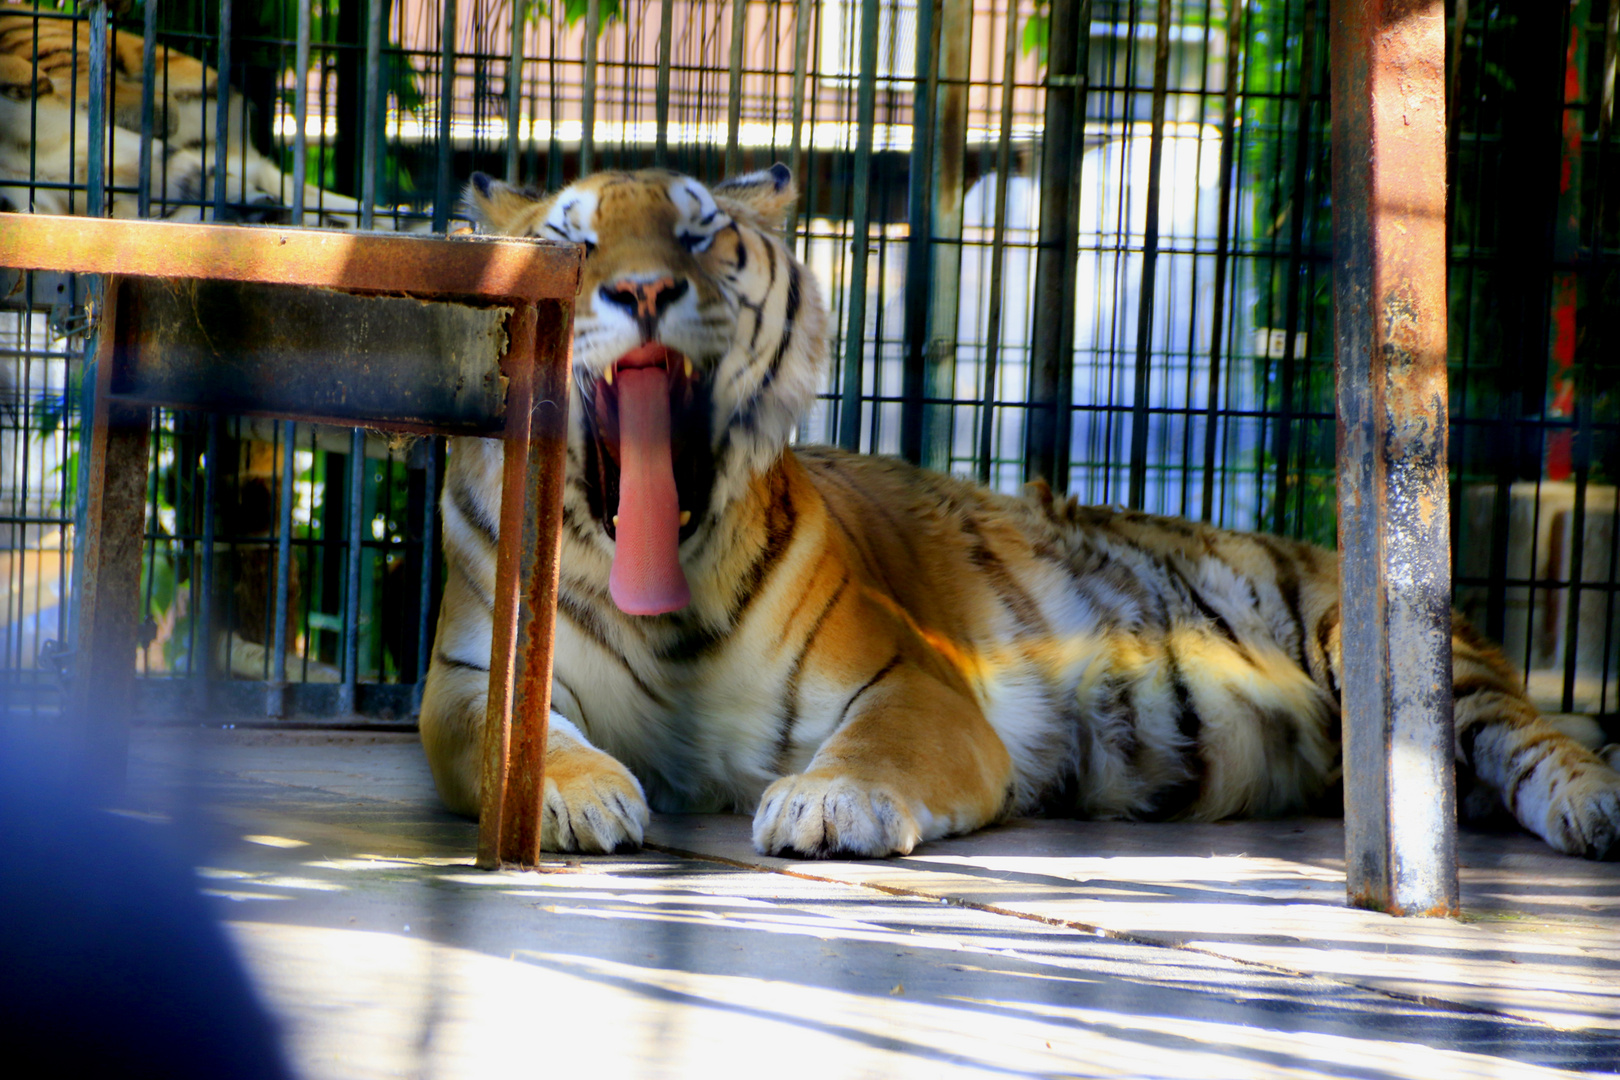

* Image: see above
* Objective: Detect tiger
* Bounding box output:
[419,164,1620,862]
[0,52,236,220]
[0,4,412,227]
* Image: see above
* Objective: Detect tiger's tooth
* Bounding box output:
[603,365,615,385]
[684,358,694,379]
[612,514,620,527]
[679,510,691,526]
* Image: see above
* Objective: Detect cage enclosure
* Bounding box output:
[1,0,1616,729]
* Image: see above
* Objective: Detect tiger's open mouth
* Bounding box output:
[585,342,714,616]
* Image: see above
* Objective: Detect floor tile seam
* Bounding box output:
[643,840,1620,1040]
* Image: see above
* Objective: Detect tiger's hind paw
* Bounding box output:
[541,746,650,854]
[752,773,924,859]
[1536,767,1620,861]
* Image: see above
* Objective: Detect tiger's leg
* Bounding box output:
[420,636,650,851]
[752,662,1014,858]
[1451,623,1620,859]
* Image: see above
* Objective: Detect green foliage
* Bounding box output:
[519,0,624,30]
[1022,0,1050,65]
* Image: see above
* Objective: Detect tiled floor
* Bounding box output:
[122,727,1620,1079]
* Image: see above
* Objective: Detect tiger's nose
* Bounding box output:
[598,276,690,334]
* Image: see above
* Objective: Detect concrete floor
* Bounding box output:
[122,727,1620,1080]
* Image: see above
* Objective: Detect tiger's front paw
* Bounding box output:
[542,744,650,854]
[752,772,925,858]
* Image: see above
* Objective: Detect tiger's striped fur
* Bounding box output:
[420,166,1620,860]
[0,5,417,227]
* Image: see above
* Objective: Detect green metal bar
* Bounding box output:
[1024,0,1092,490]
[581,0,601,176]
[976,0,1022,485]
[836,0,884,451]
[1126,0,1173,509]
[507,2,525,181]
[726,0,748,175]
[360,0,385,229]
[927,0,972,471]
[787,0,813,184]
[656,0,675,166]
[213,0,233,217]
[1200,0,1247,523]
[291,0,313,224]
[898,0,939,465]
[434,0,458,232]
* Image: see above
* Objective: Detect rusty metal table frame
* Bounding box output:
[0,215,579,869]
[1330,0,1458,915]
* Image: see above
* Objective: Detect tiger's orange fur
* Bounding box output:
[419,166,1620,860]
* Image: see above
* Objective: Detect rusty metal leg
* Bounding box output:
[70,278,151,793]
[1330,0,1457,916]
[477,301,573,869]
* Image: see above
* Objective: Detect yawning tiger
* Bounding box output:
[419,165,1620,861]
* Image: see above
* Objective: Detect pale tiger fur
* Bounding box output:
[0,5,413,227]
[420,165,1620,860]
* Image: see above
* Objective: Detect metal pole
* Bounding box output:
[836,0,884,452]
[415,438,442,712]
[1271,0,1321,535]
[199,415,219,684]
[434,0,458,232]
[507,2,525,181]
[138,0,158,219]
[656,0,675,166]
[360,0,385,228]
[86,1,108,218]
[1330,0,1457,917]
[923,0,971,471]
[1125,0,1173,509]
[214,0,233,218]
[269,421,296,717]
[292,0,312,224]
[787,0,813,183]
[898,0,938,466]
[1201,0,1247,523]
[70,1,111,652]
[581,0,601,176]
[340,428,366,715]
[1024,0,1092,490]
[975,1,1021,485]
[726,0,748,175]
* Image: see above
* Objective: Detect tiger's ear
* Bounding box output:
[712,163,798,231]
[462,172,545,235]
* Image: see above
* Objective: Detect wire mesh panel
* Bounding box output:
[0,0,1615,725]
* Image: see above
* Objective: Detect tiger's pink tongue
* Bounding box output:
[610,365,691,615]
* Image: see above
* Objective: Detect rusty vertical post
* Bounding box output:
[477,301,572,869]
[69,278,150,792]
[1330,0,1457,916]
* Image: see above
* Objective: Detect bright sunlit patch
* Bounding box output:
[260,876,347,893]
[201,889,295,902]
[244,834,309,849]
[106,808,172,824]
[904,853,1342,885]
[302,858,424,872]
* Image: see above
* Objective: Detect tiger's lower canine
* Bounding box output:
[420,166,1620,860]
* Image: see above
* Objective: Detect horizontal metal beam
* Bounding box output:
[0,215,580,305]
[111,279,514,434]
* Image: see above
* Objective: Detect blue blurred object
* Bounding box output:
[0,732,294,1080]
